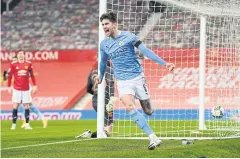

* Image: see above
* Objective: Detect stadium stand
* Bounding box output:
[2,0,238,50]
[1,0,239,111]
[1,0,99,50]
[1,0,99,110]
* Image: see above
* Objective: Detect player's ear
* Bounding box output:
[113,22,117,29]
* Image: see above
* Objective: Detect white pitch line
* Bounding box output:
[1,138,98,150]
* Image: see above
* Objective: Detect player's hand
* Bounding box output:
[95,76,102,84]
[166,63,175,72]
[106,96,117,113]
[8,87,12,95]
[3,71,8,81]
[32,86,37,95]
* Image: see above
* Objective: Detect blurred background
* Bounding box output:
[1,0,239,122]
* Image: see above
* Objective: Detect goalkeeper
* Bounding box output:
[75,61,115,138]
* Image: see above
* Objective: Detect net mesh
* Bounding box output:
[104,0,240,139]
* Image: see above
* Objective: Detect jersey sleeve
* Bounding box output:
[99,42,108,81]
[130,33,140,46]
[137,43,166,66]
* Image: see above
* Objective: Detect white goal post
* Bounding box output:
[97,0,107,138]
[98,0,240,139]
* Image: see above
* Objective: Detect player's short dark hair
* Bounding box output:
[100,11,117,23]
[16,50,25,54]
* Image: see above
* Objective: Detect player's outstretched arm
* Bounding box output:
[137,43,175,71]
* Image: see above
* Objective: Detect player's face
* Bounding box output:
[101,19,116,37]
[17,51,25,61]
[12,57,17,62]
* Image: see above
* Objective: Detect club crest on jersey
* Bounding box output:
[25,66,28,69]
[16,66,19,69]
[119,40,124,46]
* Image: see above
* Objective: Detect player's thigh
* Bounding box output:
[134,76,154,115]
[22,90,32,105]
[12,89,22,104]
[134,76,150,100]
[120,94,135,112]
[117,80,135,98]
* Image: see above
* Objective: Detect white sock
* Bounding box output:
[149,133,155,140]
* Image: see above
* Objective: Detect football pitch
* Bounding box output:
[1,120,240,158]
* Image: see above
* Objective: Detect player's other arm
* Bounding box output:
[3,68,11,81]
[96,44,108,84]
[87,71,94,95]
[136,42,175,71]
[7,65,14,94]
[29,63,37,94]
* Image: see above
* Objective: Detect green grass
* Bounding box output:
[1,120,240,158]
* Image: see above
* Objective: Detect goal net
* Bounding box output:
[100,0,240,139]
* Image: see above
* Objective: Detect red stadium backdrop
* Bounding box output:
[1,50,97,110]
[1,49,239,111]
[83,48,240,110]
[1,50,96,62]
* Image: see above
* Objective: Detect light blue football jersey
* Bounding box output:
[100,31,142,80]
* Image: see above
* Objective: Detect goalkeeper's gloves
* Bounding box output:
[106,96,116,113]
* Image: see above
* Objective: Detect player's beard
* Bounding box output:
[109,30,114,37]
[109,28,117,38]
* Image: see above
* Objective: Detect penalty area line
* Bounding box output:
[1,138,98,150]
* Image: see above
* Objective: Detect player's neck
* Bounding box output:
[18,59,24,63]
[111,29,120,38]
